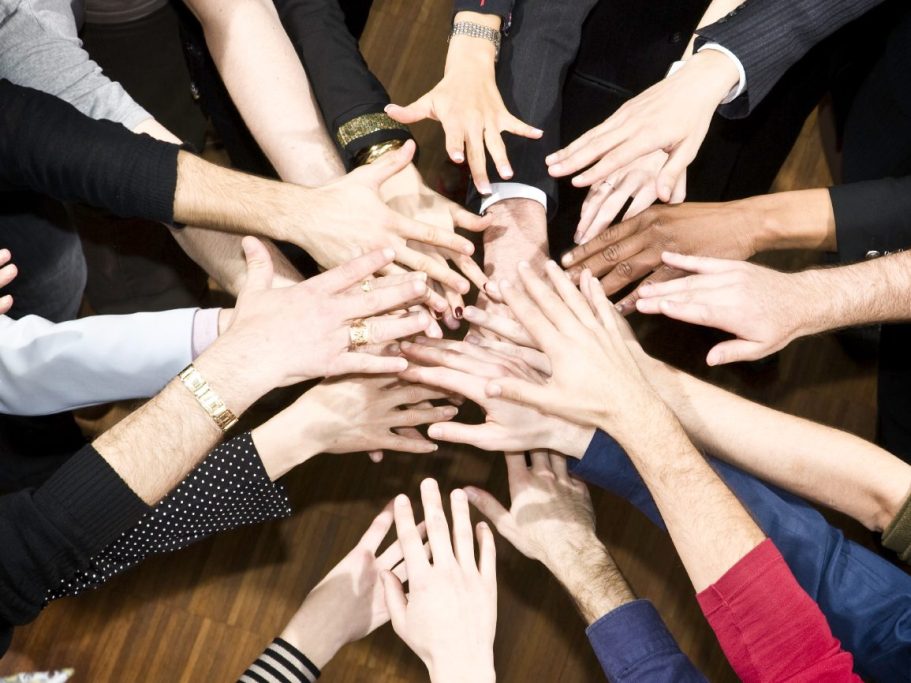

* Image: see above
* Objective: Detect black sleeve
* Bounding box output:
[467,0,599,217]
[0,80,181,223]
[829,177,911,263]
[453,0,513,20]
[0,444,150,654]
[695,0,886,119]
[274,0,412,168]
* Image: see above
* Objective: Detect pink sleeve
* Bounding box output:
[697,539,860,682]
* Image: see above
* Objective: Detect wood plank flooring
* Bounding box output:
[0,2,881,681]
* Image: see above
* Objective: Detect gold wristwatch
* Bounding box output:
[178,364,239,432]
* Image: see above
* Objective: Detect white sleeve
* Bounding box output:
[479,182,548,213]
[0,308,196,416]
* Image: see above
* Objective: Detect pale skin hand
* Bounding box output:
[380,479,497,683]
[0,248,18,315]
[251,375,458,479]
[545,49,739,202]
[386,11,542,195]
[398,336,592,457]
[466,452,636,624]
[278,504,428,669]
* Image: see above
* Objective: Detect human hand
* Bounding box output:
[215,237,435,390]
[562,200,761,313]
[381,479,497,683]
[381,162,491,328]
[0,248,17,315]
[399,337,592,457]
[485,261,660,441]
[635,252,810,365]
[546,50,739,202]
[279,503,427,668]
[386,13,541,195]
[290,140,474,296]
[573,150,686,245]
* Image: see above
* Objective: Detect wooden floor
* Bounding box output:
[1,2,882,681]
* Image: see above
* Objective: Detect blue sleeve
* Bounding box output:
[569,430,911,683]
[586,600,706,682]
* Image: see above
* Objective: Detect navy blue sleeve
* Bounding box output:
[569,429,911,682]
[587,600,706,682]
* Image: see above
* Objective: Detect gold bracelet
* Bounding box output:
[354,139,406,167]
[178,364,239,432]
[336,112,409,148]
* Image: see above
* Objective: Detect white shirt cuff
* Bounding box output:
[191,308,221,359]
[479,182,548,213]
[697,43,747,105]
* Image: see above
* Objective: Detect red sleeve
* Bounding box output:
[697,539,860,682]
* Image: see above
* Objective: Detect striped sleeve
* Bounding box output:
[239,638,320,683]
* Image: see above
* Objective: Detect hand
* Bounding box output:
[216,237,434,390]
[574,150,686,244]
[0,248,17,315]
[279,504,427,669]
[562,200,761,313]
[380,480,497,683]
[485,260,660,442]
[545,50,740,202]
[290,140,474,295]
[635,252,809,366]
[386,16,541,195]
[399,337,592,457]
[381,162,491,328]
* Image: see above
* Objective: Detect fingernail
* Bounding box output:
[384,104,393,112]
[464,487,478,502]
[545,260,559,271]
[561,253,573,267]
[488,383,502,397]
[517,261,530,270]
[550,163,562,174]
[615,303,624,313]
[463,306,479,320]
[660,185,672,199]
[572,175,586,186]
[454,306,464,319]
[638,284,653,296]
[545,154,557,164]
[499,165,513,179]
[382,248,395,259]
[395,494,409,506]
[451,151,465,163]
[483,281,500,296]
[572,232,582,244]
[465,333,481,344]
[400,340,413,350]
[451,488,467,501]
[462,243,475,255]
[388,342,401,354]
[443,406,459,416]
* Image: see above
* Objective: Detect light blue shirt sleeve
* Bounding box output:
[0,308,196,415]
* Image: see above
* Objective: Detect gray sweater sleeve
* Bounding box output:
[0,0,150,128]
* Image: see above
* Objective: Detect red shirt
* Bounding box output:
[697,539,860,682]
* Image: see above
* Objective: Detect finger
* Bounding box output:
[440,118,466,164]
[0,249,10,266]
[361,271,428,292]
[546,123,605,165]
[0,294,12,315]
[450,489,476,568]
[486,376,550,411]
[397,216,475,256]
[547,125,621,176]
[657,139,699,203]
[368,450,384,462]
[316,248,397,292]
[619,182,658,223]
[330,353,408,376]
[412,336,532,380]
[497,277,560,349]
[569,134,657,187]
[451,252,489,292]
[397,246,470,294]
[367,310,433,344]
[464,333,551,375]
[358,139,417,189]
[401,339,508,381]
[450,205,492,233]
[550,452,570,483]
[530,449,551,473]
[377,520,427,570]
[420,478,454,565]
[359,503,396,553]
[599,253,661,297]
[390,539,432,582]
[0,262,17,289]
[615,265,684,315]
[543,260,600,328]
[442,283,464,330]
[561,213,646,271]
[577,175,643,244]
[660,251,741,275]
[476,521,497,585]
[385,98,434,124]
[669,169,687,204]
[240,236,274,292]
[375,432,438,454]
[502,114,543,140]
[428,422,500,451]
[575,182,612,241]
[386,382,452,406]
[462,305,535,347]
[464,487,512,533]
[466,128,491,195]
[635,273,719,299]
[484,128,513,180]
[380,570,408,631]
[582,270,622,330]
[393,493,429,576]
[515,262,580,333]
[707,338,772,367]
[394,404,459,428]
[400,363,485,403]
[638,298,721,331]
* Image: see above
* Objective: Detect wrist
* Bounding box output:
[251,407,323,481]
[750,190,836,253]
[194,333,276,412]
[550,541,636,625]
[279,598,349,671]
[679,49,740,105]
[269,184,319,252]
[547,423,595,460]
[427,654,496,683]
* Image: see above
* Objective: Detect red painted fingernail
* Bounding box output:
[454,307,464,319]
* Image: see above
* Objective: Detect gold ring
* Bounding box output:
[360,279,373,293]
[348,319,370,348]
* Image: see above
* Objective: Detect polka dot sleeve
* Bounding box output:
[46,432,291,602]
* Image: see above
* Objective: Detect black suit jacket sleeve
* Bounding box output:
[453,0,513,20]
[468,0,598,217]
[695,0,886,119]
[830,176,911,262]
[0,444,150,654]
[0,80,180,223]
[274,0,412,168]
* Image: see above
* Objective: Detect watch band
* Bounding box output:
[354,139,406,167]
[450,21,501,61]
[336,112,410,149]
[178,364,239,432]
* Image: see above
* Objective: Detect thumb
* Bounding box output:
[379,569,407,631]
[464,487,512,535]
[486,377,548,411]
[656,139,698,203]
[707,338,770,366]
[385,99,433,125]
[358,139,417,189]
[240,236,274,293]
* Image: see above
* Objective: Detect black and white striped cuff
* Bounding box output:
[239,638,320,683]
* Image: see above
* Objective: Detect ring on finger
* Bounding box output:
[348,319,370,349]
[360,279,373,293]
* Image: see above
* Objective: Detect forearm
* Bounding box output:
[747,189,837,253]
[609,393,765,591]
[646,359,911,531]
[483,198,548,278]
[92,336,269,505]
[185,0,344,186]
[548,539,635,625]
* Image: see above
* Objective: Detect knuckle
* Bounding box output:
[616,261,633,278]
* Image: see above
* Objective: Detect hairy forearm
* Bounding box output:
[647,359,911,531]
[608,393,765,592]
[186,0,344,186]
[749,188,836,253]
[550,540,636,625]
[92,337,268,505]
[483,199,549,279]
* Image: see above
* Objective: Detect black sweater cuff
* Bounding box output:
[830,177,911,263]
